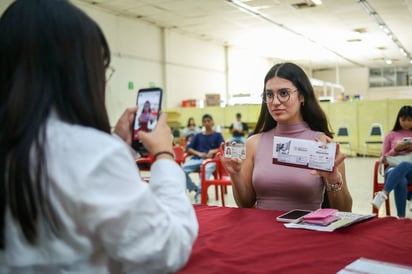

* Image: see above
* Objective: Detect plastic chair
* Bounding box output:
[137,146,185,182]
[335,126,351,155]
[183,149,224,203]
[200,157,231,206]
[136,154,154,182]
[372,159,391,215]
[173,146,185,166]
[364,123,383,156]
[136,154,154,170]
[372,159,412,216]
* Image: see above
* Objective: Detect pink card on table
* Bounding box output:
[303,208,338,220]
[303,215,341,226]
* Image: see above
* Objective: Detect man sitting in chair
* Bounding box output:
[183,114,225,203]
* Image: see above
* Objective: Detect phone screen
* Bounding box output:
[132,87,163,155]
[276,209,312,223]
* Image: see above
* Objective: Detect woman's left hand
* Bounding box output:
[311,135,346,181]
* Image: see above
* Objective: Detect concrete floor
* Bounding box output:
[186,156,412,218]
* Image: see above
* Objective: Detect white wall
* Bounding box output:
[227,48,274,105]
[165,31,226,107]
[75,2,230,125]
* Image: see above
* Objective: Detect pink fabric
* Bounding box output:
[253,123,324,211]
[178,205,412,274]
[382,130,412,156]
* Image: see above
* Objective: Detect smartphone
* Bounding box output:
[402,137,411,143]
[131,87,163,155]
[276,209,312,223]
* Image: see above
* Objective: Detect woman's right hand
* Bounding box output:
[218,143,243,174]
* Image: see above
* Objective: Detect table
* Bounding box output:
[178,205,412,274]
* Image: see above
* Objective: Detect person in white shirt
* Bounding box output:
[229,113,249,144]
[0,1,198,273]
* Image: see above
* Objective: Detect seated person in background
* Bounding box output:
[219,62,352,212]
[183,114,225,201]
[183,117,201,147]
[372,105,412,217]
[0,1,198,273]
[229,112,249,144]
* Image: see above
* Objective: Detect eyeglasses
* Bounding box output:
[261,88,297,103]
[105,66,115,83]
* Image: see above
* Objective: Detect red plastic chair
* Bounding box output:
[372,159,412,216]
[137,146,185,182]
[372,160,391,215]
[200,157,231,206]
[173,146,185,166]
[136,154,154,170]
[183,149,225,204]
[136,154,154,182]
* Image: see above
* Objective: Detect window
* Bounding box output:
[369,66,411,87]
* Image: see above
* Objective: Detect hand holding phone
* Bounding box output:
[132,87,163,155]
[113,106,138,145]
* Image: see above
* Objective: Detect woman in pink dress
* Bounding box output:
[219,62,352,212]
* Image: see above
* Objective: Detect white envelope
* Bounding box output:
[272,136,336,172]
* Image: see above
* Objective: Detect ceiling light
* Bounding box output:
[358,0,410,64]
[311,0,322,5]
[226,0,361,66]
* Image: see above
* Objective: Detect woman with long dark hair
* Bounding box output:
[0,0,197,272]
[219,62,352,211]
[372,105,412,217]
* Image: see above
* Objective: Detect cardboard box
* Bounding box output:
[205,94,220,106]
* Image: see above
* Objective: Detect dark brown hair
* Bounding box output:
[253,62,333,138]
[0,0,111,248]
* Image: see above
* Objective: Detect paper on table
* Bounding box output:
[337,257,412,274]
[284,211,375,232]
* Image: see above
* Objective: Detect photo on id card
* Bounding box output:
[224,144,246,159]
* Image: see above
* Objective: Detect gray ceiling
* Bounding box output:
[2,0,412,70]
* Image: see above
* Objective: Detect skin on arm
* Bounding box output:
[219,134,260,208]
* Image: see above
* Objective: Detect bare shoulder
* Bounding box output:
[245,133,262,158]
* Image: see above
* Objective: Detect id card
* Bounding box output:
[272,137,336,172]
[224,144,246,159]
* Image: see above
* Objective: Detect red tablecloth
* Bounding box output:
[178,205,412,274]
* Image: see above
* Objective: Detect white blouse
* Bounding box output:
[0,114,198,274]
